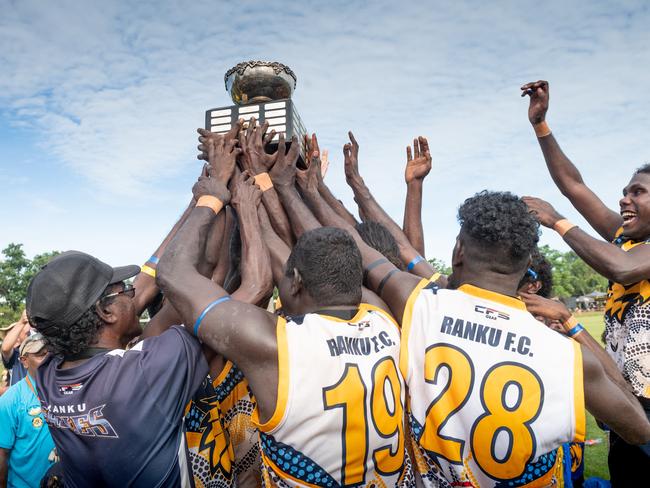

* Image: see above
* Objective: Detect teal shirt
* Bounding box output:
[0,374,55,487]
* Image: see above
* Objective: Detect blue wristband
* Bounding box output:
[193,296,231,336]
[407,255,424,271]
[567,324,585,337]
[148,255,159,264]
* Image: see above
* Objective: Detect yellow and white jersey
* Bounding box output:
[254,305,415,487]
[401,282,585,488]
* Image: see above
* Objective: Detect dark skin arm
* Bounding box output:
[270,134,322,237]
[524,196,650,284]
[521,81,622,241]
[295,149,394,313]
[343,132,438,280]
[157,178,279,423]
[304,133,358,226]
[403,137,432,257]
[239,118,294,246]
[1,312,29,363]
[292,149,422,321]
[0,448,8,488]
[211,206,235,286]
[582,346,650,444]
[229,171,273,305]
[132,196,195,316]
[258,203,290,286]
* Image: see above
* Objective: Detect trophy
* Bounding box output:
[205,61,307,164]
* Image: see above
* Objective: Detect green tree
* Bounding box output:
[0,243,30,312]
[538,244,608,298]
[0,244,60,323]
[428,258,452,276]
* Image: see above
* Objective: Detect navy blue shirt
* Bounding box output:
[36,325,208,487]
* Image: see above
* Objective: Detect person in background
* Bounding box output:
[1,312,31,386]
[0,333,55,488]
[522,79,650,486]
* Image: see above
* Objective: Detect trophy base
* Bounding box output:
[205,98,307,166]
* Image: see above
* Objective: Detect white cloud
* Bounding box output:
[1,0,649,264]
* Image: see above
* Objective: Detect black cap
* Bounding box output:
[26,251,140,330]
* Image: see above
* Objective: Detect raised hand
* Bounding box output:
[296,149,321,195]
[269,134,300,188]
[343,131,361,183]
[192,175,231,204]
[405,136,432,183]
[520,80,549,125]
[239,117,277,173]
[522,196,564,228]
[297,133,323,191]
[197,120,242,161]
[520,292,572,323]
[231,170,262,209]
[207,135,241,184]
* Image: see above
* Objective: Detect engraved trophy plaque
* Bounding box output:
[205,61,307,164]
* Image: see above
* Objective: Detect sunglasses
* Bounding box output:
[100,283,136,301]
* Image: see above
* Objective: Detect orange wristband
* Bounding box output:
[196,195,224,214]
[534,121,551,138]
[563,315,578,333]
[254,172,273,192]
[553,219,577,237]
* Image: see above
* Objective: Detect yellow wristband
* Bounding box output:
[196,195,224,214]
[254,172,273,192]
[429,272,441,283]
[141,265,156,278]
[563,315,578,333]
[534,121,551,138]
[554,219,577,237]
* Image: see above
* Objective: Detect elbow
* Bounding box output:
[155,252,177,293]
[608,266,638,286]
[621,425,650,445]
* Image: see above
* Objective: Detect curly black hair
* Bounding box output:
[517,248,553,298]
[458,191,539,272]
[355,221,404,270]
[285,227,362,305]
[32,296,113,357]
[634,163,650,175]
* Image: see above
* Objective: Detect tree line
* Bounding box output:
[0,242,608,325]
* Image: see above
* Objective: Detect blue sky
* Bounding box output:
[1,0,649,267]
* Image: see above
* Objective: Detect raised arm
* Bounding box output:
[133,166,209,316]
[524,197,650,284]
[157,137,279,423]
[229,171,273,306]
[296,150,422,322]
[1,312,29,363]
[521,81,622,241]
[258,203,290,286]
[403,137,432,257]
[304,133,358,226]
[343,132,437,279]
[239,118,294,246]
[582,346,650,444]
[270,134,321,237]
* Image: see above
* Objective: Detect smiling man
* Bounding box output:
[522,80,650,486]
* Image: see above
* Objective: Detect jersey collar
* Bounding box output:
[458,284,527,310]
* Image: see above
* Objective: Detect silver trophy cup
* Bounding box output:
[205,61,307,164]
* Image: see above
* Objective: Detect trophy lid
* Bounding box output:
[225,61,297,105]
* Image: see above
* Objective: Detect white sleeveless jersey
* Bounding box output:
[253,304,415,487]
[401,282,585,487]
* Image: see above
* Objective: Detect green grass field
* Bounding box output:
[578,311,610,480]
